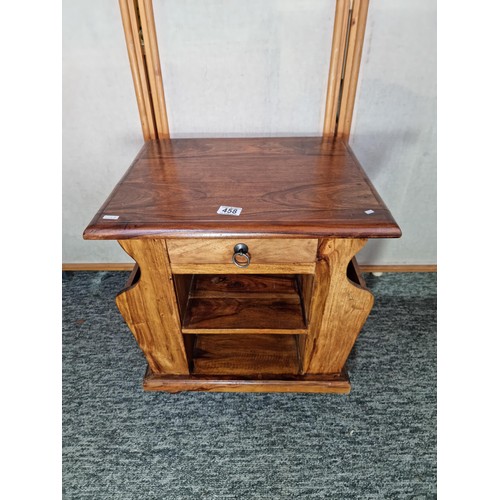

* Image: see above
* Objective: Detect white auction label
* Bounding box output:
[102,215,120,220]
[217,206,242,216]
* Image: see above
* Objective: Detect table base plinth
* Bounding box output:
[143,367,351,394]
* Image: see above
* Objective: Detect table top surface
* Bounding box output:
[83,137,401,239]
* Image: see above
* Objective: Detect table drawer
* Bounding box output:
[167,238,318,271]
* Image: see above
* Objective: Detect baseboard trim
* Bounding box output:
[62,263,437,273]
[62,263,135,271]
[360,265,437,273]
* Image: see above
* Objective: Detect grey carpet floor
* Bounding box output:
[62,271,436,499]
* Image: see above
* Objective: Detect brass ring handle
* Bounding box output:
[232,243,251,268]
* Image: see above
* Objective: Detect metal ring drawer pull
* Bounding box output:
[232,243,251,268]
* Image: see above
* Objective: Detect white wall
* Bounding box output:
[351,0,436,265]
[63,0,142,263]
[63,0,436,266]
[155,0,334,137]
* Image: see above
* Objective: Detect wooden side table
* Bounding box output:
[84,137,400,393]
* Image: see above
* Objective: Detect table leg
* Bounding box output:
[115,239,189,375]
[299,238,374,374]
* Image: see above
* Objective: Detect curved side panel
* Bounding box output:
[115,239,189,375]
[300,238,374,374]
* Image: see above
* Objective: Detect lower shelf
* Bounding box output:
[144,332,350,393]
[191,334,300,375]
[143,367,351,394]
[139,260,367,393]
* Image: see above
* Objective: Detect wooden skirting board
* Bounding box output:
[62,263,437,273]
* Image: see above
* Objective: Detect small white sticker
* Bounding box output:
[103,215,120,220]
[217,206,242,216]
[364,209,375,215]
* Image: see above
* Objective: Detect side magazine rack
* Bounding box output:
[83,0,401,393]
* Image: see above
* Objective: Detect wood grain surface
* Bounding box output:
[143,368,351,393]
[191,334,300,375]
[137,0,169,139]
[336,0,370,140]
[118,0,156,140]
[167,238,317,264]
[115,239,189,374]
[83,137,401,240]
[181,274,307,334]
[191,274,299,295]
[63,263,436,273]
[170,263,316,275]
[299,238,374,374]
[182,297,306,334]
[323,0,350,137]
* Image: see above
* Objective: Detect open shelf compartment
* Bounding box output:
[177,274,309,334]
[190,334,301,376]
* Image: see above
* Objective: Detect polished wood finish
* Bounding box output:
[182,275,307,334]
[347,257,366,288]
[83,138,401,240]
[170,263,316,275]
[323,0,351,137]
[63,263,435,273]
[299,238,374,374]
[137,0,169,138]
[82,137,401,393]
[143,368,351,394]
[83,2,402,393]
[297,274,315,325]
[167,238,317,265]
[191,274,300,295]
[336,0,370,140]
[191,334,300,375]
[124,263,140,288]
[183,300,305,334]
[172,274,193,321]
[115,239,189,374]
[118,0,156,140]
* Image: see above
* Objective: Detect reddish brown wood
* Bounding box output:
[83,137,401,240]
[182,275,307,334]
[167,238,318,265]
[115,239,189,375]
[83,138,401,393]
[183,297,306,333]
[347,257,366,288]
[143,368,351,394]
[63,263,434,273]
[191,334,300,375]
[192,274,299,295]
[299,238,374,374]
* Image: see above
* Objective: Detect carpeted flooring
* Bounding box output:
[62,271,436,499]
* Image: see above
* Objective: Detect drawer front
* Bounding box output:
[167,239,318,265]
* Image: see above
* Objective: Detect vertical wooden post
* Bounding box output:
[120,0,368,142]
[119,0,169,140]
[336,0,370,141]
[118,0,157,140]
[299,238,374,374]
[324,0,370,141]
[116,239,189,375]
[137,0,170,138]
[323,0,351,137]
